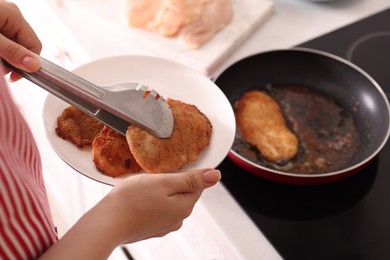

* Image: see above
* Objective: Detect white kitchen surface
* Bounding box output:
[59,0,274,76]
[8,0,390,259]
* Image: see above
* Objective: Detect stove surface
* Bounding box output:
[219,8,390,259]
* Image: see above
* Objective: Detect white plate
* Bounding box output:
[43,55,236,185]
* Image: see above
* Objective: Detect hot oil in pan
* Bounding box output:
[234,84,360,174]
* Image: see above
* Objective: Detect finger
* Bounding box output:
[9,72,22,82]
[168,169,221,195]
[202,169,222,184]
[0,34,40,72]
[0,2,42,55]
[14,25,42,55]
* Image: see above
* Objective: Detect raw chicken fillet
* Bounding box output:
[123,0,233,49]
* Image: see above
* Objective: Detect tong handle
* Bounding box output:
[38,57,105,99]
[2,57,131,135]
[3,57,106,100]
[2,57,105,115]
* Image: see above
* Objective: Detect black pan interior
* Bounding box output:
[214,49,390,169]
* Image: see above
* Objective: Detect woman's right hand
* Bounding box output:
[104,168,221,244]
[40,168,221,260]
[0,0,42,81]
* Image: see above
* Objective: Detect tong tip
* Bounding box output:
[136,84,166,101]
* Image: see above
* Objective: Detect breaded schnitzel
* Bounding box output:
[93,126,142,177]
[235,90,298,163]
[56,106,104,147]
[126,98,212,173]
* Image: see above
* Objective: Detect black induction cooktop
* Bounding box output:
[218,8,390,260]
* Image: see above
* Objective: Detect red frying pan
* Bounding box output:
[215,48,390,185]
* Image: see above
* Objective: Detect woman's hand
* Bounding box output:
[105,168,221,244]
[40,169,221,260]
[0,0,41,81]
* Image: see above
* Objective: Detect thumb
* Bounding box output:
[170,169,221,195]
[0,34,40,72]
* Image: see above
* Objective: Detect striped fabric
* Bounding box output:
[0,76,58,259]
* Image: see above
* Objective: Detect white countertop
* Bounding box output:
[9,0,390,259]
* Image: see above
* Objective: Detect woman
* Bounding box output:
[0,1,221,259]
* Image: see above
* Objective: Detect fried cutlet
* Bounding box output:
[56,106,104,147]
[235,90,298,163]
[92,126,142,177]
[126,98,212,173]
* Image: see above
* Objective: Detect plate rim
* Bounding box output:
[43,55,236,185]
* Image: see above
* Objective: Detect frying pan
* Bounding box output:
[214,48,390,185]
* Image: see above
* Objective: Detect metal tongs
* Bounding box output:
[3,57,174,138]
